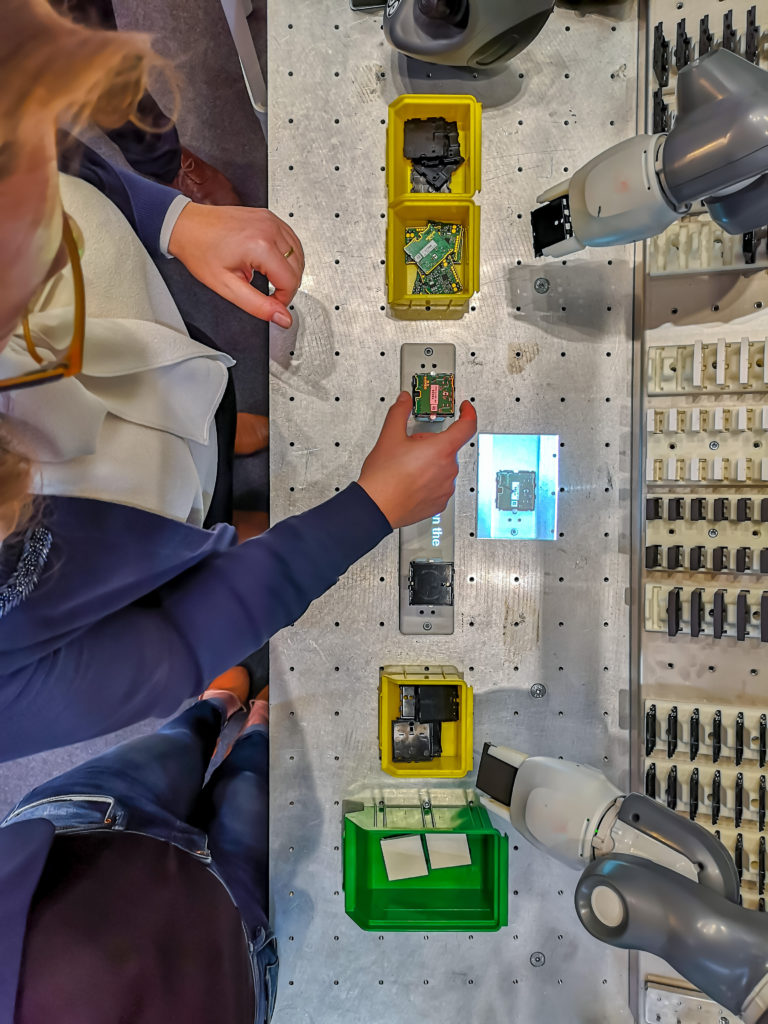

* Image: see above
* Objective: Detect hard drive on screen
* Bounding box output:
[495,470,536,512]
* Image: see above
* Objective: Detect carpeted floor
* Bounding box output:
[0,0,269,810]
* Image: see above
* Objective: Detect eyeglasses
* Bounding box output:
[0,215,85,392]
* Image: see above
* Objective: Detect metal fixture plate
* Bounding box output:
[269,1,639,1019]
[400,343,456,634]
[644,982,733,1024]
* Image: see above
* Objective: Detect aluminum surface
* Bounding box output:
[644,983,731,1024]
[400,343,456,635]
[269,3,639,1020]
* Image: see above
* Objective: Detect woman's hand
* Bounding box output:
[358,392,477,529]
[167,203,305,327]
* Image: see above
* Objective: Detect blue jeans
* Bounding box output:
[1,700,276,1023]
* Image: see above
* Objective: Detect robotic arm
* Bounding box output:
[531,48,768,257]
[477,742,768,1023]
[578,857,768,1023]
[384,0,555,69]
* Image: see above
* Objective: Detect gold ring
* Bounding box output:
[283,246,295,259]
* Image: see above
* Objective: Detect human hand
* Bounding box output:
[167,203,305,327]
[357,392,477,529]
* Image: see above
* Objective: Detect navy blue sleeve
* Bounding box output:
[107,165,182,257]
[59,135,181,257]
[0,485,391,760]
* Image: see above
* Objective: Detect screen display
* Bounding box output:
[476,433,559,540]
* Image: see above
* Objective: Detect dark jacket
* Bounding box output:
[0,152,392,1020]
[1,146,392,757]
[0,484,390,1020]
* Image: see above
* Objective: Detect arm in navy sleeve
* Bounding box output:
[58,133,182,257]
[106,163,185,258]
[0,484,391,761]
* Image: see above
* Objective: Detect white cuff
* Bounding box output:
[159,194,192,258]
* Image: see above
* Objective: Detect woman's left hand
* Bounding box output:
[167,203,305,327]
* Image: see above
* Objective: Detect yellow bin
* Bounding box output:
[386,93,482,201]
[385,94,482,315]
[379,665,474,778]
[387,196,480,311]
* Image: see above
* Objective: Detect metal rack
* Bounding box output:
[635,1,768,1019]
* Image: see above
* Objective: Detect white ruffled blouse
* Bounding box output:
[0,173,234,526]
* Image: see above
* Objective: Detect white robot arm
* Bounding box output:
[476,742,768,1023]
[476,742,736,887]
[531,48,768,256]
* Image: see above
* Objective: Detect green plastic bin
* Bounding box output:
[342,794,508,932]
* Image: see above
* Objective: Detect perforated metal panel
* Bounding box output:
[269,3,640,1020]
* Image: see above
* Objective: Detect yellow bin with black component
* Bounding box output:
[386,94,482,315]
[386,93,482,201]
[379,665,473,778]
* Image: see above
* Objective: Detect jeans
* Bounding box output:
[2,700,276,1023]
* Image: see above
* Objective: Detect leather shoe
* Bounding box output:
[171,146,241,206]
[233,509,269,541]
[234,413,269,455]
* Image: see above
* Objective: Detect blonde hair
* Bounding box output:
[0,0,171,539]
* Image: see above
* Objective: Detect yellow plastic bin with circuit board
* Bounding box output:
[386,94,481,315]
[387,196,480,312]
[379,665,474,778]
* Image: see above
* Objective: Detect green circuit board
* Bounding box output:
[404,221,464,295]
[404,225,452,275]
[411,372,455,421]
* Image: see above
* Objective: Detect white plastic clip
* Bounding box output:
[692,340,703,388]
[715,338,726,387]
[739,338,750,385]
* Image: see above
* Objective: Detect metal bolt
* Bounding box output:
[423,622,432,631]
[423,800,431,809]
[720,1018,729,1024]
[708,528,719,539]
[423,346,434,356]
[534,277,550,294]
[709,440,719,451]
[530,951,545,967]
[530,683,547,699]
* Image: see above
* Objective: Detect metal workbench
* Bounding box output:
[269,3,640,1020]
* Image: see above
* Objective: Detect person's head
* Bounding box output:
[0,0,165,537]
